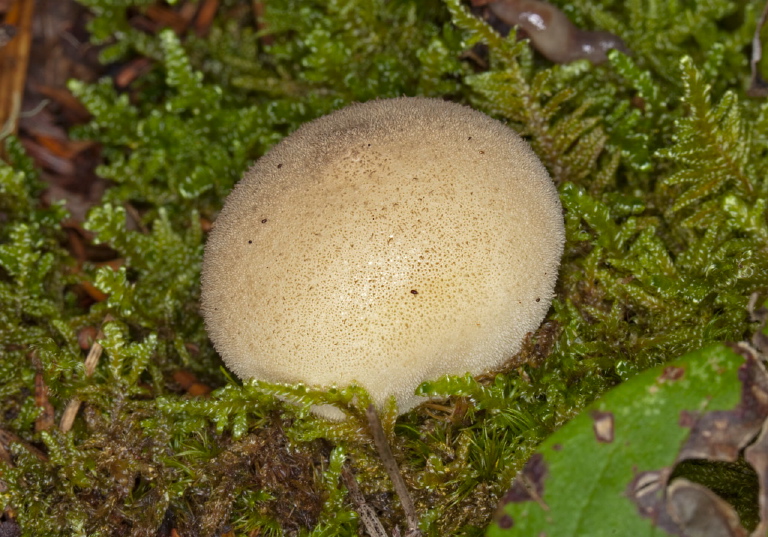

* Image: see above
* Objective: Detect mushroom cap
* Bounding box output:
[201,97,564,418]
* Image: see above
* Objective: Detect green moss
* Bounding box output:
[1,0,767,535]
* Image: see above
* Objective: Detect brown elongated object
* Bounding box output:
[366,405,421,537]
[59,315,112,433]
[473,0,628,64]
[341,464,389,537]
[0,0,34,160]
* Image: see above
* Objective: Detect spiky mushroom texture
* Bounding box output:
[201,97,565,419]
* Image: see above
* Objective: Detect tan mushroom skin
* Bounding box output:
[201,97,565,419]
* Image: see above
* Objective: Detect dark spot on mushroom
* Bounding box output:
[497,514,514,529]
[248,240,253,244]
[591,410,615,443]
[410,289,418,295]
[479,150,485,154]
[468,136,472,140]
[277,163,283,168]
[261,219,268,224]
[535,297,541,302]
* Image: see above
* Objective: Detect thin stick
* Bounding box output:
[341,464,389,537]
[365,404,421,536]
[34,370,54,432]
[60,315,112,432]
[251,0,274,46]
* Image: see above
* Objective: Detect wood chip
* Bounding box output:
[0,0,35,159]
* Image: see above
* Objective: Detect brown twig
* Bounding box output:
[0,0,35,160]
[365,404,421,536]
[341,463,389,537]
[34,371,55,432]
[145,4,193,34]
[748,0,768,98]
[124,202,150,234]
[194,0,219,37]
[59,315,112,433]
[115,57,153,88]
[252,0,274,47]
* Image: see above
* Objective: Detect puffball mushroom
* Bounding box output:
[201,97,564,419]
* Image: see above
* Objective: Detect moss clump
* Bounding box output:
[1,0,767,535]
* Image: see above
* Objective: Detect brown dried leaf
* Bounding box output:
[473,0,629,64]
[0,0,34,143]
[667,478,748,537]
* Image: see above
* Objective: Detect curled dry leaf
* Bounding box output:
[627,472,750,537]
[666,478,748,537]
[471,0,629,64]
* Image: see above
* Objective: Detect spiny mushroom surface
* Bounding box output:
[201,97,565,419]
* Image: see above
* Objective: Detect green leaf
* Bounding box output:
[487,343,743,536]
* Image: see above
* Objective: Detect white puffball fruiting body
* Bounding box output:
[201,97,565,418]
